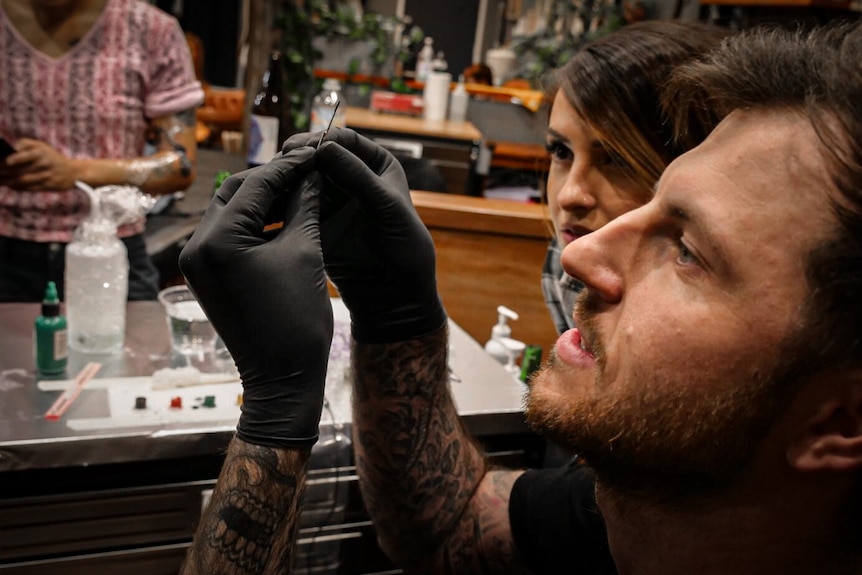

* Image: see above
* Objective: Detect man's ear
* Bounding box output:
[788,371,862,472]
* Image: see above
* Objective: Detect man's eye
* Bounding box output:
[677,239,698,265]
[545,141,572,163]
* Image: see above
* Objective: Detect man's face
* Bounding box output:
[526,109,838,496]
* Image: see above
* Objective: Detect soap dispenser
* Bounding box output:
[484,305,519,364]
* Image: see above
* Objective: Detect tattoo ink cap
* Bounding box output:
[35,281,68,375]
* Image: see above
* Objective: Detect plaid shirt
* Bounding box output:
[0,0,203,242]
[541,238,583,335]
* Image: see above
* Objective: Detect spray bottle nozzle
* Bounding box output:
[75,181,101,221]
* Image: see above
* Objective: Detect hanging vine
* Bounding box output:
[510,0,649,88]
[273,0,422,134]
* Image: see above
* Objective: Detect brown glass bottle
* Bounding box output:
[247,50,287,168]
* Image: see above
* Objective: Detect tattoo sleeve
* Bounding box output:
[180,438,310,575]
[352,326,532,574]
[127,109,197,194]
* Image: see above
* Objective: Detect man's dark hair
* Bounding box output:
[666,21,862,368]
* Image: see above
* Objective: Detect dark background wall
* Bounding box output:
[156,0,242,87]
[404,0,480,79]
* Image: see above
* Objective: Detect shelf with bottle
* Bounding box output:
[313,68,546,113]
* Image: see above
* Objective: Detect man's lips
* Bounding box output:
[560,224,593,245]
[555,327,596,368]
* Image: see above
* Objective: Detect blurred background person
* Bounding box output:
[0,0,204,302]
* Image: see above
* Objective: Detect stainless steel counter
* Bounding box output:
[0,300,535,574]
[0,299,528,473]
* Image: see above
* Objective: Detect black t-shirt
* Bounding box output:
[508,462,617,574]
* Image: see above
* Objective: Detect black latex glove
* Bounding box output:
[178,148,333,447]
[311,128,447,343]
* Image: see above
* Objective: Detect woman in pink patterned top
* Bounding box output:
[0,0,204,301]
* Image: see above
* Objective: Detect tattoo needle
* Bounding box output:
[316,100,341,148]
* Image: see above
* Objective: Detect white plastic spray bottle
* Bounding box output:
[65,182,129,353]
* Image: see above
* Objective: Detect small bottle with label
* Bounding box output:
[35,281,68,375]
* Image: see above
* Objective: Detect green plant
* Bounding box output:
[273,0,423,132]
[274,1,316,132]
[510,0,647,88]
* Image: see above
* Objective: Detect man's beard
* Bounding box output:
[525,291,808,501]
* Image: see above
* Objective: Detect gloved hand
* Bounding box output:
[309,128,447,343]
[178,147,333,447]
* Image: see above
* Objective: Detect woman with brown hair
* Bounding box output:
[542,20,729,335]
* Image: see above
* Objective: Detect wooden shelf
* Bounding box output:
[345,106,482,142]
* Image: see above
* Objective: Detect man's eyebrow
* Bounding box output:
[664,201,733,275]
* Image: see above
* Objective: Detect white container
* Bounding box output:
[65,217,128,353]
[485,47,517,87]
[310,78,347,133]
[449,75,469,122]
[416,37,435,82]
[423,71,451,122]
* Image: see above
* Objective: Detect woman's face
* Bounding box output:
[545,90,652,247]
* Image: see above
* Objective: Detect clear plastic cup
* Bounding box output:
[157,285,217,356]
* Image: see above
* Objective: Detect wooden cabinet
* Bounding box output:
[346,107,483,196]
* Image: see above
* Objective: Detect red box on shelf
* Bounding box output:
[369,90,424,116]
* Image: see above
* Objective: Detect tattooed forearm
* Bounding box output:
[181,438,310,575]
[127,109,197,193]
[352,326,526,574]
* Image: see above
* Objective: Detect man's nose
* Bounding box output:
[560,209,642,303]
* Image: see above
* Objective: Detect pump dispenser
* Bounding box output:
[35,281,68,375]
[484,305,526,375]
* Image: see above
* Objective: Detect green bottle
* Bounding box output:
[35,281,68,375]
[519,345,542,384]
